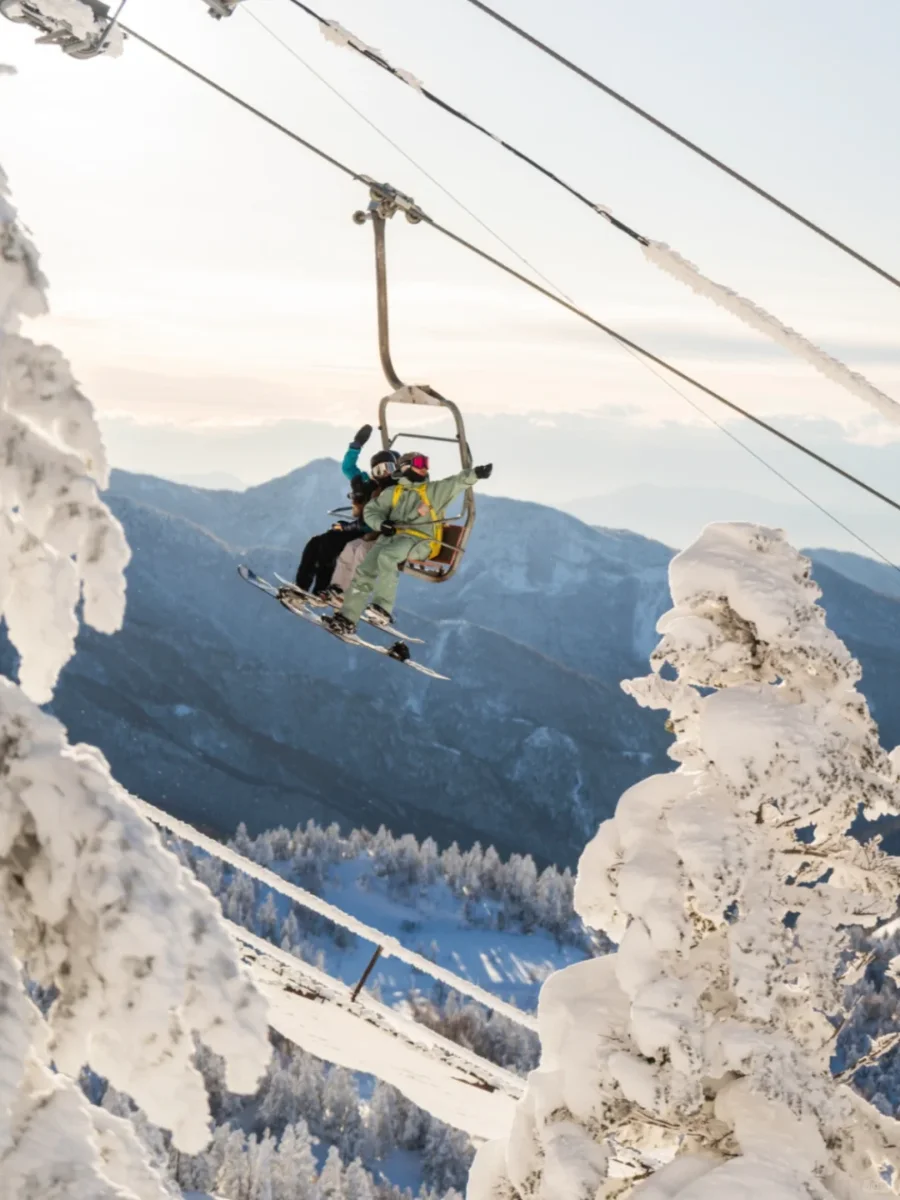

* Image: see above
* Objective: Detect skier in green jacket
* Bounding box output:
[323,450,493,634]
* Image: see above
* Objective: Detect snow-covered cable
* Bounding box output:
[286,0,636,238]
[135,796,540,1032]
[645,240,900,422]
[122,24,359,181]
[117,26,900,528]
[287,2,900,416]
[459,0,900,292]
[233,922,526,1132]
[425,214,900,515]
[243,8,562,297]
[622,344,900,575]
[188,19,900,566]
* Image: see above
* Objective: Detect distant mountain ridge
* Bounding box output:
[11,464,900,867]
[567,483,900,565]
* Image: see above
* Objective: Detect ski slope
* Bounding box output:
[136,797,539,1031]
[234,924,522,1141]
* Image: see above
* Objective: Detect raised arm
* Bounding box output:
[342,424,373,482]
[428,467,483,513]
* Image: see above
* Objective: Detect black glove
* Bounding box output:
[350,423,373,450]
[474,463,493,480]
[380,520,397,537]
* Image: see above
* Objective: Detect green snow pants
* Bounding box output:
[341,534,433,625]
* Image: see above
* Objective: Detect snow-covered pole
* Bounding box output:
[469,522,900,1200]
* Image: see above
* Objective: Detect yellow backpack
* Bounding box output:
[392,483,443,559]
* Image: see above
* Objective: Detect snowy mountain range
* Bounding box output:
[15,460,900,867]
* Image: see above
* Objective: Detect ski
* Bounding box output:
[237,566,449,680]
[272,573,425,644]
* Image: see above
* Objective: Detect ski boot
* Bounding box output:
[307,590,333,608]
[277,585,308,613]
[387,641,410,663]
[320,586,344,607]
[362,604,392,629]
[322,612,356,637]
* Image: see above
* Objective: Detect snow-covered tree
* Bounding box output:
[270,825,293,861]
[323,1066,364,1158]
[470,523,900,1199]
[249,1130,276,1200]
[422,1124,473,1194]
[226,871,258,926]
[271,1120,318,1200]
[281,907,303,952]
[258,890,279,940]
[367,1080,402,1159]
[344,1157,376,1200]
[320,1145,346,1200]
[217,1129,252,1200]
[0,150,270,1195]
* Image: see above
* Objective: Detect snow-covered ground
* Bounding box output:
[309,858,586,1013]
[236,926,522,1140]
[139,797,549,1030]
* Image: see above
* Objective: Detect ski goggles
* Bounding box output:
[404,453,430,472]
[371,459,396,479]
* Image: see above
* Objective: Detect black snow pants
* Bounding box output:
[296,524,362,593]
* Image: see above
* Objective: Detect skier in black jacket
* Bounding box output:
[288,425,397,600]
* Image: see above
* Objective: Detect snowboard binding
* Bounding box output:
[387,641,411,663]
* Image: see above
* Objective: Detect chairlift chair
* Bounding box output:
[1,0,119,57]
[203,0,243,17]
[353,182,475,583]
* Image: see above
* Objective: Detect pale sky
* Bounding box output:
[3,0,900,478]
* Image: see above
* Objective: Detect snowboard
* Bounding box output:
[272,574,424,644]
[237,566,450,681]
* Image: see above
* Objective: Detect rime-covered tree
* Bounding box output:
[217,1129,252,1200]
[280,907,303,953]
[323,1066,364,1158]
[367,1080,402,1159]
[226,872,258,926]
[320,1145,346,1200]
[470,523,900,1200]
[344,1158,376,1200]
[258,891,279,940]
[249,1130,276,1200]
[423,1124,473,1194]
[271,1120,319,1200]
[0,135,269,1197]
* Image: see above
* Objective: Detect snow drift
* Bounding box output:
[470,522,900,1199]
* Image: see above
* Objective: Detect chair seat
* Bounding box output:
[407,523,465,574]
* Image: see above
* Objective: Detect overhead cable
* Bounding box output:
[249,11,900,570]
[270,0,900,423]
[117,23,900,529]
[458,0,900,293]
[282,0,647,243]
[243,6,569,298]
